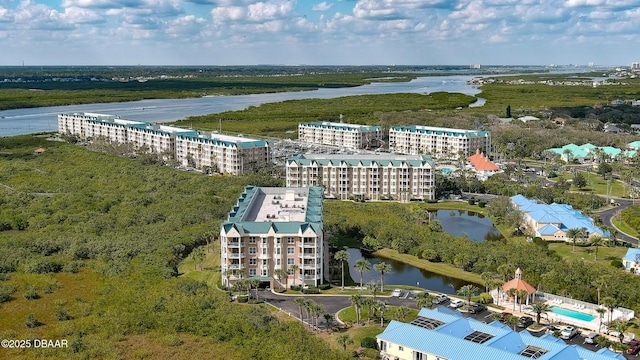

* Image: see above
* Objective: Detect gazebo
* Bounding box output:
[502,268,536,306]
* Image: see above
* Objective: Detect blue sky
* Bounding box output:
[1,0,639,66]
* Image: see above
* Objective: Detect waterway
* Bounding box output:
[345,210,498,295]
[0,75,482,136]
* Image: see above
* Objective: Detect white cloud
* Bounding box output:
[312,1,332,11]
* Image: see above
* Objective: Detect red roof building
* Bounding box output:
[467,151,499,172]
[502,268,536,306]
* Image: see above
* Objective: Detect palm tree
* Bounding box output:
[590,235,604,261]
[415,292,436,309]
[530,302,550,325]
[601,296,617,324]
[457,284,479,307]
[290,264,299,288]
[294,297,308,325]
[566,227,581,253]
[517,289,529,312]
[596,307,607,333]
[273,268,287,290]
[481,272,494,293]
[506,288,518,311]
[354,259,371,292]
[377,300,387,327]
[236,268,246,280]
[396,306,411,322]
[350,294,363,325]
[504,314,520,331]
[612,320,630,343]
[336,333,353,351]
[373,262,392,292]
[363,297,377,324]
[334,250,349,291]
[366,280,379,299]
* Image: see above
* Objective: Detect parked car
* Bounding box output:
[627,340,640,355]
[561,326,579,340]
[391,289,402,297]
[583,333,600,345]
[468,303,487,314]
[518,316,534,328]
[433,294,449,304]
[449,299,465,309]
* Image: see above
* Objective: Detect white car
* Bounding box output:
[449,299,465,309]
[433,294,449,304]
[391,289,402,297]
[561,326,579,340]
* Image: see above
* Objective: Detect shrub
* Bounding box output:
[25,313,43,328]
[237,295,248,303]
[610,260,623,268]
[55,309,73,321]
[24,288,40,300]
[468,198,476,205]
[0,283,17,303]
[478,200,486,208]
[290,285,302,291]
[360,337,378,349]
[318,283,331,290]
[303,287,320,294]
[63,261,84,273]
[25,257,63,274]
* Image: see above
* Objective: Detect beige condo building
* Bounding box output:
[298,121,382,149]
[389,125,491,159]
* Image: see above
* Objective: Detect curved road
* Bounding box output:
[594,198,639,246]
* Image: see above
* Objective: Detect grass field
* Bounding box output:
[548,242,628,263]
[612,218,640,238]
[561,170,625,197]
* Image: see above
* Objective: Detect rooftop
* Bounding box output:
[287,153,435,167]
[300,121,381,131]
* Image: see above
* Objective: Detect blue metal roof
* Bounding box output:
[377,307,624,360]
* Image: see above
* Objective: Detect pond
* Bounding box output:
[344,209,500,294]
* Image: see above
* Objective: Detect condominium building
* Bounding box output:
[175,132,271,175]
[378,306,624,360]
[298,121,382,149]
[220,186,325,288]
[58,112,271,175]
[286,154,435,202]
[389,125,491,159]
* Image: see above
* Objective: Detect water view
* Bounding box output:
[1,75,482,136]
[344,210,497,295]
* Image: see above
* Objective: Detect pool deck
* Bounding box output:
[541,300,601,332]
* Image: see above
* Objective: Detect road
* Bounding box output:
[594,198,639,246]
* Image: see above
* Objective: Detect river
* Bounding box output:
[0,75,483,136]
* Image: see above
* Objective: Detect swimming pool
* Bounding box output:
[550,306,597,321]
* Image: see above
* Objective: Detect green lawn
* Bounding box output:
[561,170,625,197]
[612,218,640,238]
[548,242,628,263]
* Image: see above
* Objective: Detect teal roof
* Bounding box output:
[377,307,621,360]
[223,186,324,235]
[546,143,634,159]
[287,154,435,168]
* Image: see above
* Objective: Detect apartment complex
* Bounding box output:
[378,306,624,360]
[175,132,270,175]
[286,154,435,202]
[389,125,491,159]
[298,121,382,149]
[220,186,325,288]
[58,112,270,175]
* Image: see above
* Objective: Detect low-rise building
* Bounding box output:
[298,120,382,149]
[511,195,606,241]
[377,306,625,360]
[220,186,325,289]
[286,154,435,202]
[389,125,491,159]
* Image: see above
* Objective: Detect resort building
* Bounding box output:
[510,195,606,241]
[467,151,501,180]
[297,120,382,149]
[58,112,271,175]
[501,268,537,306]
[377,306,624,360]
[545,143,637,163]
[285,154,435,202]
[388,125,491,159]
[220,186,325,289]
[622,248,640,274]
[175,132,271,175]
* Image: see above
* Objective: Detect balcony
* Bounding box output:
[227,241,245,247]
[227,253,245,259]
[299,252,317,259]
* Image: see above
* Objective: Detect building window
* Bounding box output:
[276,259,281,265]
[249,247,256,255]
[287,258,294,265]
[249,258,257,265]
[249,269,256,276]
[287,247,294,254]
[287,237,295,244]
[398,346,403,351]
[249,237,257,244]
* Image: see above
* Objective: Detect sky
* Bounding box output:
[0,0,639,66]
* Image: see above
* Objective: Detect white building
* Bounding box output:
[220,186,325,288]
[175,132,271,175]
[298,121,382,149]
[389,125,491,159]
[58,112,271,175]
[286,154,435,202]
